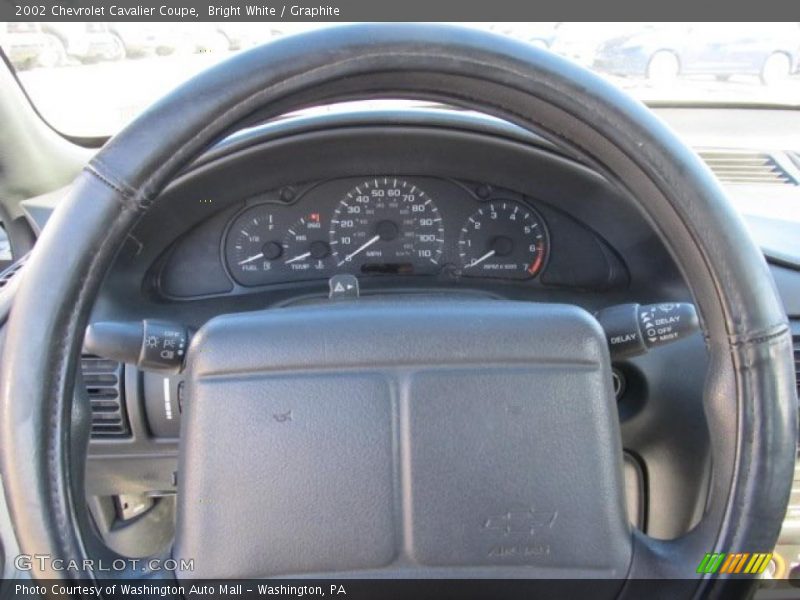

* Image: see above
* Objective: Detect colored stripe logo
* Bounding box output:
[697,553,772,574]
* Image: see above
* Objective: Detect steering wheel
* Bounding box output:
[1,24,796,597]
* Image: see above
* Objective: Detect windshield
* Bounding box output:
[2,21,799,137]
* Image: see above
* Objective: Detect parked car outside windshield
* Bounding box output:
[594,22,799,85]
[1,21,799,137]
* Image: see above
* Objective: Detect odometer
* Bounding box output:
[329,178,444,275]
[458,200,548,279]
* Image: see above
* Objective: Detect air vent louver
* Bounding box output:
[698,150,798,185]
[0,253,29,290]
[794,335,800,398]
[81,355,129,438]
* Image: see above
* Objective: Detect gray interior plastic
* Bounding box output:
[174,297,631,580]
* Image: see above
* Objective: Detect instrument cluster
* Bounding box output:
[222,176,550,288]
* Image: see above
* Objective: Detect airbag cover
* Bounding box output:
[174,299,631,579]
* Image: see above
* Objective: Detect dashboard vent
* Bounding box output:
[698,150,798,185]
[0,253,28,291]
[794,335,800,399]
[81,355,129,439]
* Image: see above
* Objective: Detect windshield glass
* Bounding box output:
[2,21,799,137]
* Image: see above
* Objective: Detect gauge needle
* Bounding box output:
[466,250,496,269]
[237,253,264,266]
[339,234,380,266]
[285,252,311,264]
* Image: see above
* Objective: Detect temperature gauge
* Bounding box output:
[283,213,333,274]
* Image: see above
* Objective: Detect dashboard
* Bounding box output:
[165,174,571,301]
[155,167,630,301]
[147,116,644,303]
[223,177,547,286]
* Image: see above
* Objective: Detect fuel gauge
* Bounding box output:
[226,208,284,286]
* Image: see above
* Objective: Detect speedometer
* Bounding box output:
[329,178,444,275]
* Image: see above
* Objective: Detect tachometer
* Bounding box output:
[329,178,444,275]
[458,200,548,279]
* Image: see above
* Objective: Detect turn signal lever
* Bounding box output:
[84,319,190,374]
[595,302,699,359]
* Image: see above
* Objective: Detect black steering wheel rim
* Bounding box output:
[0,23,795,595]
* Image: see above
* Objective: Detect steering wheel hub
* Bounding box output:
[176,299,628,579]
